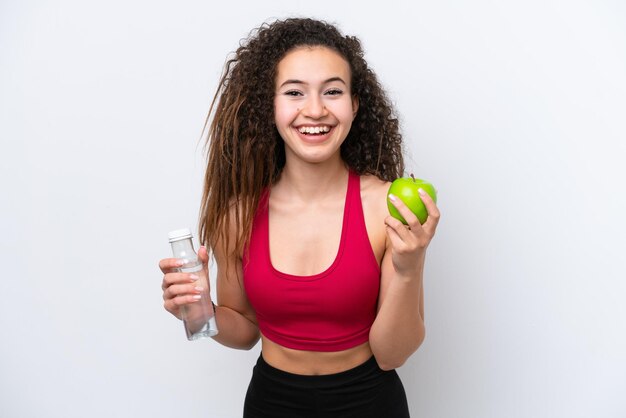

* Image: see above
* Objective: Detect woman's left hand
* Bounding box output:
[384,190,440,277]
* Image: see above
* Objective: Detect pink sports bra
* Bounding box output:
[243,171,381,352]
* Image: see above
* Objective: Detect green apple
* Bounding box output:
[387,175,437,224]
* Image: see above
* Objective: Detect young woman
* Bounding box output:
[160,18,440,417]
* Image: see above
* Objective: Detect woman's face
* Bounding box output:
[273,46,359,165]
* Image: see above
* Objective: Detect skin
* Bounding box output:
[160,46,440,374]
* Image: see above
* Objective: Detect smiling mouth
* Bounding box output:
[297,125,332,135]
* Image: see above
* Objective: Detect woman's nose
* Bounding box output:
[301,96,328,118]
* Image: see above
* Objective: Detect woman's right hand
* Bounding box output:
[159,249,209,320]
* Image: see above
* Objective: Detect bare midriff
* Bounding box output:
[260,336,374,375]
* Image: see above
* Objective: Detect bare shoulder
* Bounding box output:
[359,174,392,263]
[360,174,391,216]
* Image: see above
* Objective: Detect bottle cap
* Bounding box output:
[168,228,193,243]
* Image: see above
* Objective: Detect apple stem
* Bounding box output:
[410,173,415,182]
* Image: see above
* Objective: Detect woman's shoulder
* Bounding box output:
[358,174,391,261]
[359,174,391,215]
[359,174,391,196]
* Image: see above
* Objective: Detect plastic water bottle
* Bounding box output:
[168,228,218,340]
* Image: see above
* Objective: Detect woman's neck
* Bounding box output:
[274,159,350,203]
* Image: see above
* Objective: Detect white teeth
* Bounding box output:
[298,126,331,134]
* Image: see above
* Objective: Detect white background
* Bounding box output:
[1,1,625,417]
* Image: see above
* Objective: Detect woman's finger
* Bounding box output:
[418,189,441,235]
[163,282,203,301]
[388,194,423,233]
[161,272,199,291]
[385,224,407,251]
[164,293,202,315]
[171,294,202,307]
[159,258,185,274]
[197,246,211,276]
[384,214,414,243]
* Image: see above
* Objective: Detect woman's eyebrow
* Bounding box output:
[279,77,347,88]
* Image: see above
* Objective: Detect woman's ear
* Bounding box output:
[352,95,359,119]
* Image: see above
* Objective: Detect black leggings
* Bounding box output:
[243,355,410,418]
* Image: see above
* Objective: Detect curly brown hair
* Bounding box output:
[199,17,404,257]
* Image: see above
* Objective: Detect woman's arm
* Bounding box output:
[161,205,260,350]
[209,242,260,350]
[369,189,439,370]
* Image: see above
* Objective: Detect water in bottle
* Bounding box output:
[168,228,218,340]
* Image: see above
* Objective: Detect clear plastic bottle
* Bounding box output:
[168,228,218,340]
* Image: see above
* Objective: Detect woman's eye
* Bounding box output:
[325,89,343,96]
[284,90,303,96]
